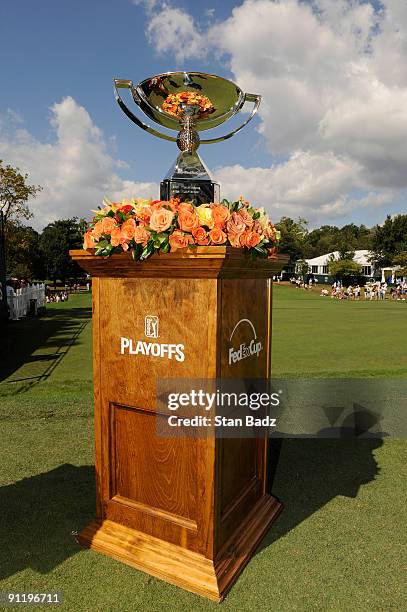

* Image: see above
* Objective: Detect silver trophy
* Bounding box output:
[114,71,261,203]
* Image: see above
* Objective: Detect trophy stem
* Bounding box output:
[161,103,219,203]
[176,106,200,153]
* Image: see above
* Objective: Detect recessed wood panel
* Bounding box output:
[110,404,197,524]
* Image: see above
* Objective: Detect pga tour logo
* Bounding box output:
[145,315,159,338]
[120,315,185,362]
[228,318,262,365]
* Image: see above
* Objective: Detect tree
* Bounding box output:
[0,160,42,227]
[39,218,84,286]
[304,223,373,258]
[328,258,362,281]
[5,223,44,279]
[297,259,310,281]
[370,214,407,267]
[275,216,308,262]
[392,251,407,277]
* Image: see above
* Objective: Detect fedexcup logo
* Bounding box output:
[228,318,262,365]
[120,315,185,362]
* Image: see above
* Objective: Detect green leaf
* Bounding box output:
[161,242,170,254]
[140,242,155,260]
[157,232,169,244]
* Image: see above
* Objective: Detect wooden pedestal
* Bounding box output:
[70,247,287,602]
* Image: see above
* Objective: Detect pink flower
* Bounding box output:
[264,223,277,240]
[150,208,174,233]
[226,212,246,246]
[236,208,254,228]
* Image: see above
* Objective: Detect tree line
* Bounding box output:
[275,215,407,277]
[1,159,407,283]
[0,160,83,285]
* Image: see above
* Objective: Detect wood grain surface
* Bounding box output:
[74,248,286,600]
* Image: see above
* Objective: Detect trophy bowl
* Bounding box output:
[136,72,246,132]
[114,71,261,204]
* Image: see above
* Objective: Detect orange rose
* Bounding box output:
[240,230,262,248]
[211,205,230,228]
[121,218,136,241]
[135,205,152,224]
[151,200,166,210]
[83,230,96,249]
[178,209,199,233]
[169,230,194,252]
[150,208,174,232]
[227,232,242,247]
[192,226,209,245]
[177,201,195,214]
[134,225,151,246]
[209,227,227,244]
[92,220,103,240]
[110,227,124,247]
[101,216,116,235]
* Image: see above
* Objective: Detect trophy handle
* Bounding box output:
[114,79,177,143]
[200,93,262,144]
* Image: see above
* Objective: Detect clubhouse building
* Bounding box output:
[295,249,401,284]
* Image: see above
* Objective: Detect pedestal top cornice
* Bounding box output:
[69,248,289,279]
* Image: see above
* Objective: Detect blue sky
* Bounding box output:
[0,0,258,181]
[1,0,406,228]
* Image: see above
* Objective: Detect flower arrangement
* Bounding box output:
[83,197,280,261]
[162,91,214,118]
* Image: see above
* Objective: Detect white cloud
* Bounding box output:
[0,97,158,230]
[215,151,376,223]
[140,0,407,222]
[147,6,206,62]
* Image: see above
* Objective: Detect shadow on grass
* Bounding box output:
[0,464,95,580]
[259,437,382,554]
[0,306,91,389]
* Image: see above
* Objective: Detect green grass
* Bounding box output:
[272,286,407,378]
[0,288,406,611]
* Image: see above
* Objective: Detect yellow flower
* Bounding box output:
[196,204,214,229]
[256,207,270,230]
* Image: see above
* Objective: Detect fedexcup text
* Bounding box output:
[229,339,262,365]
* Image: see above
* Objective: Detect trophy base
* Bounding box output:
[160,179,220,204]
